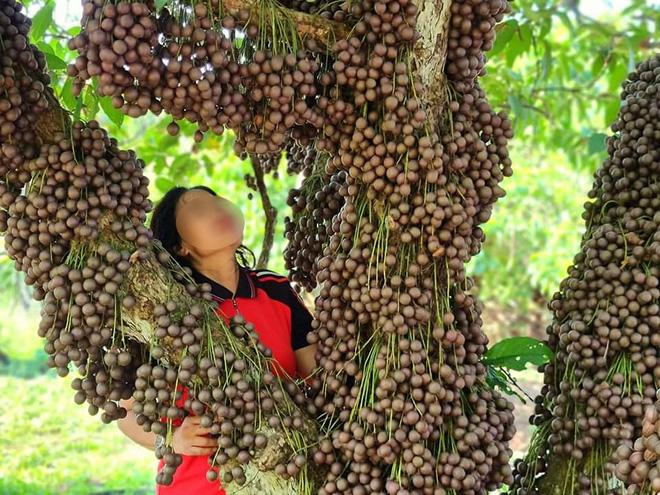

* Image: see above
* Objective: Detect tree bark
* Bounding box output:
[410,0,453,129]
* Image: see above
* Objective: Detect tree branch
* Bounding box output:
[250,155,277,269]
[219,0,350,46]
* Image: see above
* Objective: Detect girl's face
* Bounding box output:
[175,189,245,259]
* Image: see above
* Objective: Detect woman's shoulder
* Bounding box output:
[245,268,297,304]
[247,268,290,284]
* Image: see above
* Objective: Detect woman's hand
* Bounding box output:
[295,343,318,381]
[172,415,218,456]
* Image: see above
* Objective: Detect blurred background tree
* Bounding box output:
[0,0,656,493]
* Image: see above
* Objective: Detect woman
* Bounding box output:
[117,185,317,494]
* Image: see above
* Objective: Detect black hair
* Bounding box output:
[149,185,256,269]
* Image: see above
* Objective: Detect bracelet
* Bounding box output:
[155,433,165,452]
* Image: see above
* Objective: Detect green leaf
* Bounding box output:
[490,19,518,57]
[99,96,124,128]
[628,26,651,47]
[73,96,83,123]
[604,98,620,126]
[587,132,607,155]
[608,57,628,93]
[157,130,180,150]
[35,41,66,70]
[540,41,552,81]
[59,77,76,111]
[43,51,67,70]
[203,155,214,176]
[233,36,245,51]
[30,1,55,42]
[505,23,533,67]
[83,85,99,120]
[591,50,606,79]
[155,0,168,10]
[80,78,100,120]
[35,40,52,53]
[485,366,530,403]
[154,155,166,174]
[170,154,191,179]
[155,177,175,193]
[483,336,553,371]
[48,36,70,60]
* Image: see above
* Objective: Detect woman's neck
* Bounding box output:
[192,249,240,295]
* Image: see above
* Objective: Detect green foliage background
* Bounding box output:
[0,1,657,493]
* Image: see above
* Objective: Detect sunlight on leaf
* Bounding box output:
[484,336,553,371]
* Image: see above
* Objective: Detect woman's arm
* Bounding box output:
[117,397,217,455]
[284,279,318,381]
[295,343,317,380]
[117,397,157,450]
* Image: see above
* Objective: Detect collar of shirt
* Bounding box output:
[190,263,256,300]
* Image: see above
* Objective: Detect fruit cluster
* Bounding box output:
[509,54,659,495]
[295,0,517,493]
[1,1,317,491]
[614,393,660,494]
[67,0,331,157]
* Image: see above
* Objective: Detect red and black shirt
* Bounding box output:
[156,264,314,495]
